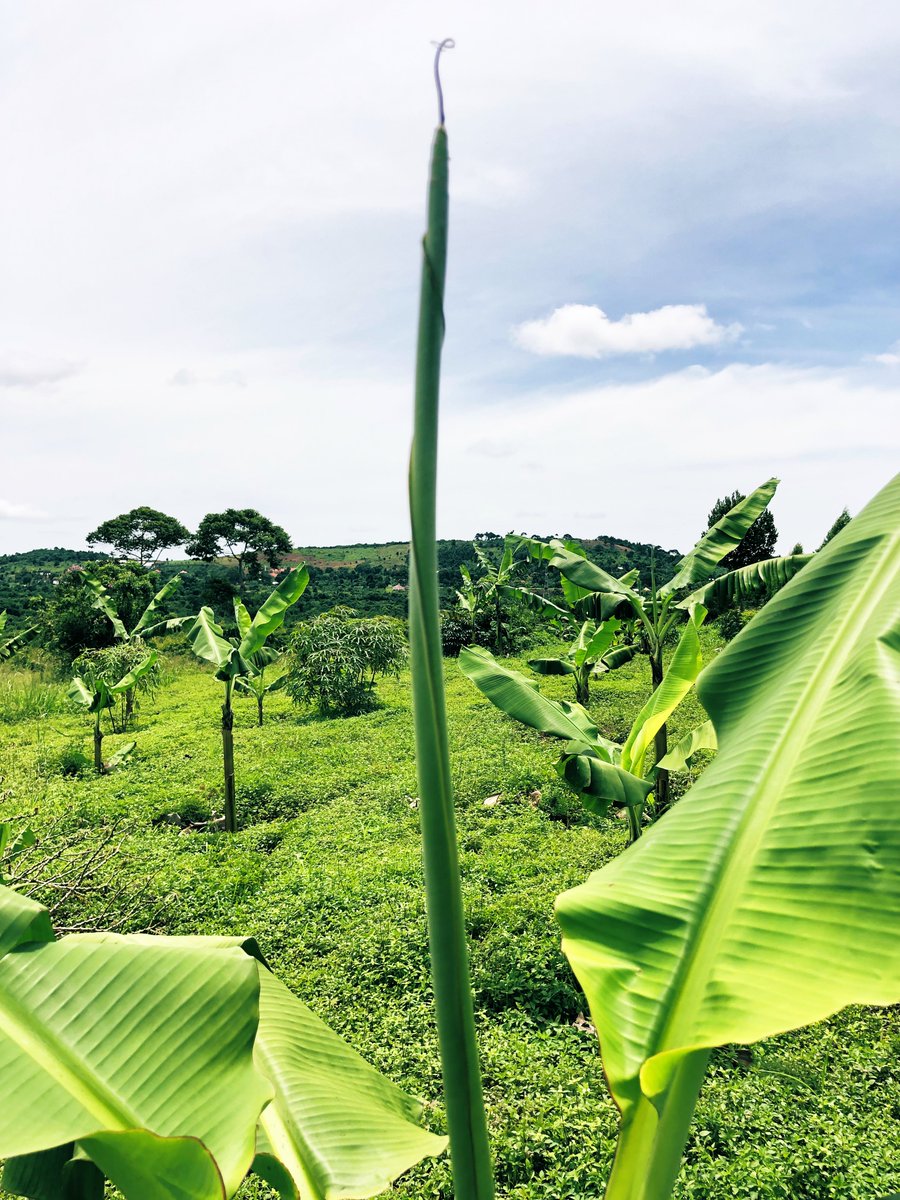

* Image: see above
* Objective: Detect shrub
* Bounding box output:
[72,638,159,731]
[285,607,406,716]
[717,608,756,641]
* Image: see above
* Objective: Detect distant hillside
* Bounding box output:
[0,548,109,623]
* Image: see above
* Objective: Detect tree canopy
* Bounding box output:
[705,489,778,569]
[86,507,190,566]
[819,507,851,549]
[185,509,293,580]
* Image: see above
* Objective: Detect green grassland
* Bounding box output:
[1,633,897,1199]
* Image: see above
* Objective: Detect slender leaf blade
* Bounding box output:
[677,553,813,612]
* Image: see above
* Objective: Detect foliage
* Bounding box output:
[69,650,157,772]
[457,543,520,653]
[186,567,309,831]
[706,489,778,570]
[0,885,444,1200]
[72,640,159,732]
[186,509,293,581]
[34,562,159,660]
[555,474,900,1199]
[0,640,897,1200]
[0,612,35,662]
[717,607,751,640]
[819,507,851,549]
[86,507,190,567]
[286,608,406,716]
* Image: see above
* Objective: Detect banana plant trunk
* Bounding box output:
[222,681,237,833]
[649,648,670,811]
[575,665,591,707]
[257,695,264,727]
[93,711,103,774]
[124,686,135,730]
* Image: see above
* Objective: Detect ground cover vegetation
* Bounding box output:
[0,59,897,1200]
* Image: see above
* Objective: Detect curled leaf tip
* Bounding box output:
[432,37,455,125]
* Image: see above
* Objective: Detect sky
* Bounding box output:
[2,0,899,557]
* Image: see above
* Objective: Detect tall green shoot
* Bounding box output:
[407,39,495,1200]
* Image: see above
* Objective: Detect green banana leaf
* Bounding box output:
[549,548,642,605]
[131,574,184,637]
[109,651,158,695]
[250,967,445,1199]
[0,891,270,1198]
[676,553,812,612]
[501,586,570,624]
[103,741,137,772]
[656,720,717,772]
[68,676,112,714]
[239,567,309,661]
[1,891,445,1200]
[556,751,653,820]
[660,478,779,597]
[459,646,602,744]
[596,645,638,674]
[528,657,577,677]
[620,611,705,778]
[81,575,128,641]
[233,598,253,642]
[555,471,900,1200]
[186,607,234,671]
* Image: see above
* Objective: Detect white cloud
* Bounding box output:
[0,499,48,520]
[513,304,742,358]
[0,355,79,388]
[866,341,900,366]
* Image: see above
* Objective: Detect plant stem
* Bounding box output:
[93,712,103,774]
[222,679,236,832]
[408,120,495,1200]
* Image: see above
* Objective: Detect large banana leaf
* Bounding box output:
[550,549,642,605]
[660,478,778,597]
[109,651,158,695]
[459,646,603,745]
[619,612,705,778]
[556,751,652,820]
[528,657,576,677]
[555,472,900,1200]
[501,586,570,624]
[251,968,445,1199]
[1,894,444,1200]
[131,574,184,637]
[0,891,270,1199]
[676,553,812,612]
[239,567,309,660]
[186,607,234,671]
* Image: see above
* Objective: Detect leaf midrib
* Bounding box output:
[652,528,899,1062]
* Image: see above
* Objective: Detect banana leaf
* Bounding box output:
[660,478,779,597]
[676,553,812,612]
[239,567,309,660]
[555,471,900,1200]
[656,720,717,772]
[80,575,128,641]
[131,574,185,637]
[528,657,577,677]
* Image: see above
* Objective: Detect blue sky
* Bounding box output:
[1,1,898,555]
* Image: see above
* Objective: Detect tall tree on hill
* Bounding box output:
[86,507,190,567]
[186,509,292,582]
[706,489,778,569]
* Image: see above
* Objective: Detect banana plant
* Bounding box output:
[234,646,286,726]
[555,473,900,1199]
[505,546,638,704]
[0,884,444,1200]
[81,571,191,726]
[69,651,158,773]
[186,566,308,831]
[460,602,706,842]
[525,483,811,807]
[456,542,519,652]
[0,611,35,661]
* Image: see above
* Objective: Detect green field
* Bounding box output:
[1,632,897,1199]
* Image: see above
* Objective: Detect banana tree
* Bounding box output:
[527,481,811,807]
[0,611,35,661]
[68,651,158,773]
[82,571,191,726]
[0,884,444,1200]
[505,545,638,704]
[555,474,900,1199]
[456,542,519,652]
[186,566,308,831]
[460,602,706,842]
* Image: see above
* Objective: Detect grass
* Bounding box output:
[1,633,897,1199]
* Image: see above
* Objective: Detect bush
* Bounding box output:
[285,607,407,716]
[72,638,159,731]
[34,561,157,660]
[717,608,756,641]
